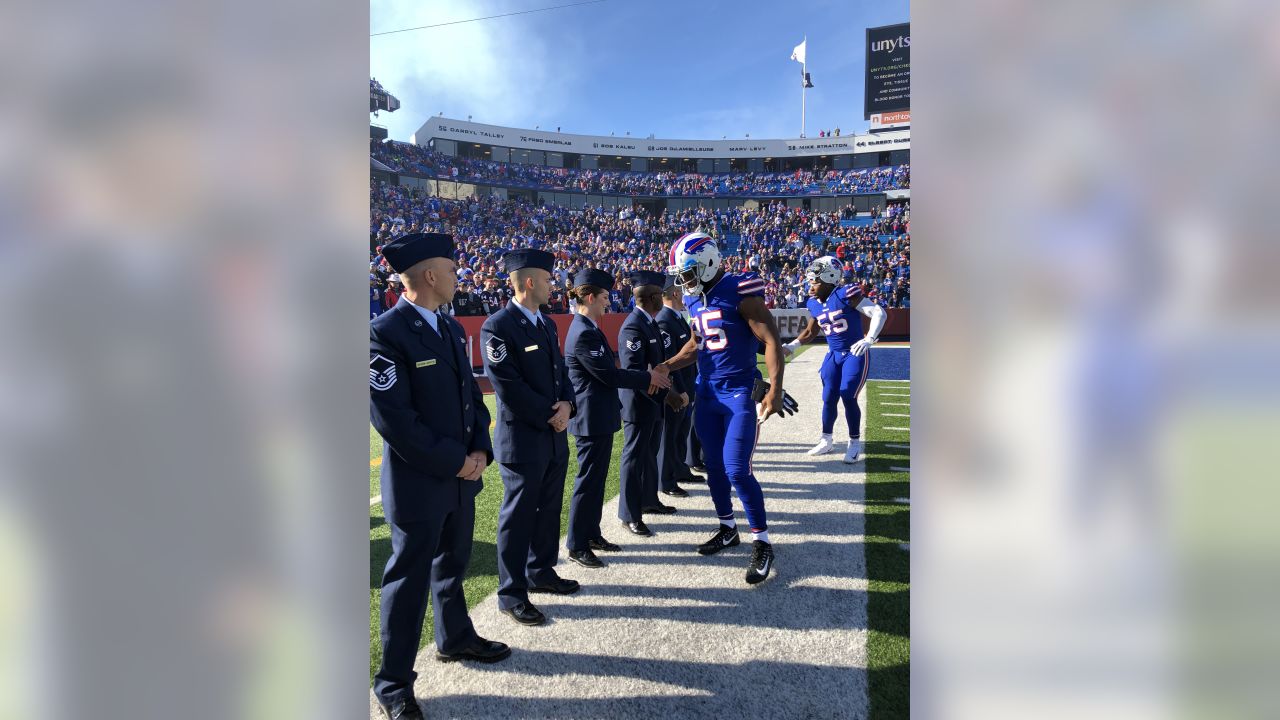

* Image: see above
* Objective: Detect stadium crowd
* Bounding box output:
[371,140,909,198]
[369,179,909,319]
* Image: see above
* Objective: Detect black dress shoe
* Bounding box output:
[436,637,512,663]
[689,464,708,474]
[529,577,581,594]
[643,503,678,515]
[589,537,621,552]
[501,601,546,626]
[568,548,605,568]
[622,520,652,536]
[661,486,690,498]
[379,698,424,720]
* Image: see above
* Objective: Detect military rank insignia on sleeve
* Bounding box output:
[626,339,641,352]
[370,354,397,391]
[662,331,672,349]
[486,337,508,363]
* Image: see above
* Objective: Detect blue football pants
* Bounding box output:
[819,349,870,437]
[694,388,767,533]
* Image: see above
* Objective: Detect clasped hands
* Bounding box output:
[547,400,572,433]
[455,450,488,481]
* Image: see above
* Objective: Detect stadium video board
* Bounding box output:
[864,22,911,120]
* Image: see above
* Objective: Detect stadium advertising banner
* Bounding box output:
[864,22,911,120]
[869,110,911,130]
[413,117,909,159]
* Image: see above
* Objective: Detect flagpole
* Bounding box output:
[801,35,806,138]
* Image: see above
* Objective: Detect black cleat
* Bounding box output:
[661,486,690,498]
[746,540,775,584]
[696,524,741,556]
[643,503,677,515]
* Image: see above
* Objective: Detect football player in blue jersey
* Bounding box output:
[658,232,788,585]
[784,256,887,463]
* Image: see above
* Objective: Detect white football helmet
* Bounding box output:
[805,256,843,286]
[667,232,721,294]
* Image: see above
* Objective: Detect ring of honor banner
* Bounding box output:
[864,22,911,120]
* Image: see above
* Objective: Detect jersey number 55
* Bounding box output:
[691,310,728,351]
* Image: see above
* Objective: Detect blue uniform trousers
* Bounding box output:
[373,505,479,705]
[567,433,612,551]
[659,402,692,489]
[618,419,661,522]
[495,455,569,610]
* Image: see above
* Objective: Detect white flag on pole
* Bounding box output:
[790,39,806,64]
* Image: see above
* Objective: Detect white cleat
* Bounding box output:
[806,437,835,456]
[843,439,863,464]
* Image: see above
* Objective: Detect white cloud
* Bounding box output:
[370,0,577,141]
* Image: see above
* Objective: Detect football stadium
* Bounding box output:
[368,23,910,718]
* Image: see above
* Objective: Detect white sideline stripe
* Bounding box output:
[880,402,910,406]
[885,426,910,431]
[879,393,910,397]
[886,443,910,449]
[370,496,381,507]
[893,497,910,504]
[882,413,910,417]
[868,379,909,384]
[890,466,911,473]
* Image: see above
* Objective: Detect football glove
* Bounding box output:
[851,335,878,356]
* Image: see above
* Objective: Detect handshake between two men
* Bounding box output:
[646,363,689,413]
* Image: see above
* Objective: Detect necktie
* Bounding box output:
[436,311,452,345]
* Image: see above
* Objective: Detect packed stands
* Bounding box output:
[368,179,909,319]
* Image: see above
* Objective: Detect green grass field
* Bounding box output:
[862,379,911,719]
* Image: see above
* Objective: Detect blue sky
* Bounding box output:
[370,0,909,143]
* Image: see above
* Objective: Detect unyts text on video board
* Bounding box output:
[865,23,910,120]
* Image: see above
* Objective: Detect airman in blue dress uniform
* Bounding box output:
[370,232,509,720]
[562,268,672,568]
[482,248,581,627]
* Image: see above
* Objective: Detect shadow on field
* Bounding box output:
[545,578,867,631]
[422,650,869,720]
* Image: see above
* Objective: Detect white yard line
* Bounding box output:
[884,426,910,431]
[879,402,910,406]
[886,443,910,449]
[889,466,911,473]
[370,496,381,507]
[882,413,910,417]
